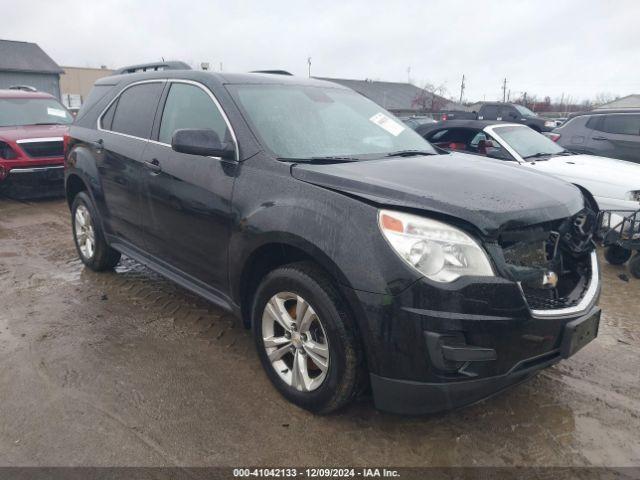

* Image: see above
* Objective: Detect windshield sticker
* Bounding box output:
[369,113,405,136]
[47,108,67,118]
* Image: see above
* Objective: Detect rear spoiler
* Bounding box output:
[111,61,191,76]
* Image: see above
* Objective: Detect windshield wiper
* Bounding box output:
[523,152,553,160]
[277,156,359,164]
[30,122,65,126]
[385,149,436,158]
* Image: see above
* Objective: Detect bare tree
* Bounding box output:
[411,82,450,112]
[593,92,620,107]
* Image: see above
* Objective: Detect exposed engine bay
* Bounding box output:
[498,208,598,311]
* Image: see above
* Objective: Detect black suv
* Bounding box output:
[64,64,601,415]
[475,102,556,132]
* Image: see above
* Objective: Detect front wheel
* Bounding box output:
[252,262,365,414]
[71,191,121,271]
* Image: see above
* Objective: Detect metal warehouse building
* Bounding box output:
[0,39,63,99]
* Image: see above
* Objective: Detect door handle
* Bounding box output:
[144,158,162,173]
[592,136,607,141]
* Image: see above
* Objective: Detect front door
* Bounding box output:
[140,81,238,293]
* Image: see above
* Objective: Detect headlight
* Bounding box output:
[544,120,556,128]
[627,190,640,202]
[378,210,494,282]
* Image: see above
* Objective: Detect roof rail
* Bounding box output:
[8,85,38,92]
[111,61,192,76]
[250,70,293,76]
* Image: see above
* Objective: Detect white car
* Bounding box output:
[419,120,640,212]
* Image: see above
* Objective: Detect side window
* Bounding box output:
[585,116,601,130]
[470,132,487,147]
[601,114,640,136]
[483,133,514,161]
[100,99,118,130]
[158,83,229,145]
[110,82,164,139]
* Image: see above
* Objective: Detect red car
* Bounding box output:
[0,88,73,198]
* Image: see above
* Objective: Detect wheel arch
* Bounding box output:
[234,235,355,329]
[65,172,88,208]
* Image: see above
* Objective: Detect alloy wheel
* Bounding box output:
[74,204,96,260]
[261,292,330,392]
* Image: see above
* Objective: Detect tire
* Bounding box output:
[71,191,121,271]
[604,245,632,265]
[629,254,640,279]
[251,261,365,414]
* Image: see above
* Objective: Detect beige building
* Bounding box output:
[60,66,113,109]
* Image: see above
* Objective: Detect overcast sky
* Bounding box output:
[4,0,640,102]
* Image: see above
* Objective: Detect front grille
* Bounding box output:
[19,141,64,158]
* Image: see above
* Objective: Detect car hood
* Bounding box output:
[526,154,640,200]
[291,153,585,238]
[0,124,69,141]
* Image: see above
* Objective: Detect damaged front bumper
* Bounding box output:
[342,252,601,415]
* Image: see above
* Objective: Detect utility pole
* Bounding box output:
[459,74,466,104]
[502,77,508,102]
[407,66,411,83]
[523,91,528,107]
[307,57,312,78]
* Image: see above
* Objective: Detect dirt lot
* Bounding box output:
[0,197,638,468]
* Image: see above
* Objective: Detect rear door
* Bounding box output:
[97,81,164,247]
[585,113,640,163]
[140,80,237,293]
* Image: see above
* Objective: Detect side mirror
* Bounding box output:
[171,129,235,160]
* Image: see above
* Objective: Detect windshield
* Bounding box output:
[514,105,537,117]
[0,98,73,127]
[230,84,436,159]
[493,125,564,159]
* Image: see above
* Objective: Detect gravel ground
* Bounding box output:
[0,197,638,468]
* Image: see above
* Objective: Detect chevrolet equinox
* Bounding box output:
[64,64,601,414]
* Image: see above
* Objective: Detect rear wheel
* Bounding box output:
[629,254,640,279]
[252,262,364,414]
[604,245,632,265]
[71,192,120,271]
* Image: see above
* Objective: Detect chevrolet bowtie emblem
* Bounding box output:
[542,271,559,288]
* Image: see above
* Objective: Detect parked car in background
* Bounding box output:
[397,115,436,129]
[0,88,72,198]
[552,110,640,164]
[440,103,556,132]
[65,65,600,415]
[416,120,640,213]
